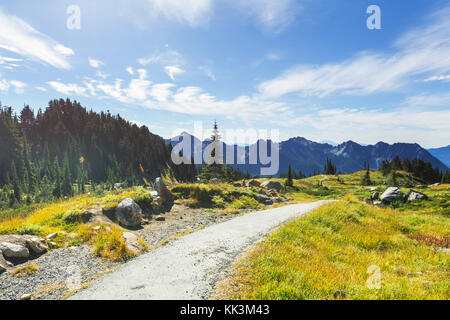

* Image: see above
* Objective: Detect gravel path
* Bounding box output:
[70,201,330,300]
[0,205,247,300]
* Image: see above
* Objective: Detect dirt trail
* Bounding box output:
[70,201,330,300]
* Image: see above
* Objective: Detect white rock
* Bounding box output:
[46,233,58,240]
[380,187,403,203]
[20,294,32,300]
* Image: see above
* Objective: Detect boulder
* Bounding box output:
[25,237,48,254]
[149,190,159,197]
[246,180,261,187]
[0,251,8,273]
[369,187,378,192]
[372,192,379,200]
[261,180,283,191]
[430,183,440,186]
[0,242,29,259]
[114,183,126,189]
[122,232,141,252]
[154,178,174,203]
[115,198,143,228]
[406,190,428,201]
[256,194,273,205]
[153,178,174,212]
[380,187,403,203]
[373,201,386,208]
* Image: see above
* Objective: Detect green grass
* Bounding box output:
[215,172,450,300]
[170,182,268,209]
[218,196,449,300]
[0,187,152,261]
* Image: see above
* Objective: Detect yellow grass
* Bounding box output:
[13,264,39,277]
[217,198,449,300]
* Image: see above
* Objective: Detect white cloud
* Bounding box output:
[237,0,299,34]
[165,65,185,81]
[200,66,216,81]
[0,9,74,69]
[35,86,47,92]
[9,80,26,93]
[145,0,212,27]
[0,79,9,91]
[424,75,450,82]
[88,58,104,68]
[126,66,135,75]
[258,6,450,98]
[251,52,281,67]
[0,77,26,93]
[138,50,184,66]
[96,71,109,79]
[47,81,88,96]
[149,83,175,102]
[274,106,450,148]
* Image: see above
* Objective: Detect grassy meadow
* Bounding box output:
[216,172,450,300]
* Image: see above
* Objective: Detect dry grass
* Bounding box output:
[217,197,449,300]
[77,224,138,261]
[12,264,39,277]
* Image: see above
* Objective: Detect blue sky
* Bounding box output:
[0,0,449,148]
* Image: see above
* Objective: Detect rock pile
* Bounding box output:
[0,235,49,273]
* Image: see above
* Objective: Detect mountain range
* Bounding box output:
[428,145,450,168]
[167,132,448,177]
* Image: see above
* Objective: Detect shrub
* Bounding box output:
[135,193,153,214]
[232,196,260,209]
[16,224,44,235]
[212,196,227,208]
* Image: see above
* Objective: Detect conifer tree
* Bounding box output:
[361,164,372,186]
[62,154,73,197]
[10,161,21,203]
[52,156,62,199]
[286,164,293,187]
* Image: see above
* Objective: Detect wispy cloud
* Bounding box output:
[165,65,185,81]
[144,0,213,27]
[251,52,281,67]
[200,66,216,81]
[88,58,104,68]
[0,77,26,93]
[237,0,300,34]
[424,75,450,82]
[258,6,450,98]
[0,9,74,69]
[47,81,88,96]
[138,49,184,66]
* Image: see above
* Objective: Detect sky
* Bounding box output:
[0,0,449,148]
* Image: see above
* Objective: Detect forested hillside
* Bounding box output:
[0,99,196,207]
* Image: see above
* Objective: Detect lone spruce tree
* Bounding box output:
[361,164,372,186]
[285,164,294,187]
